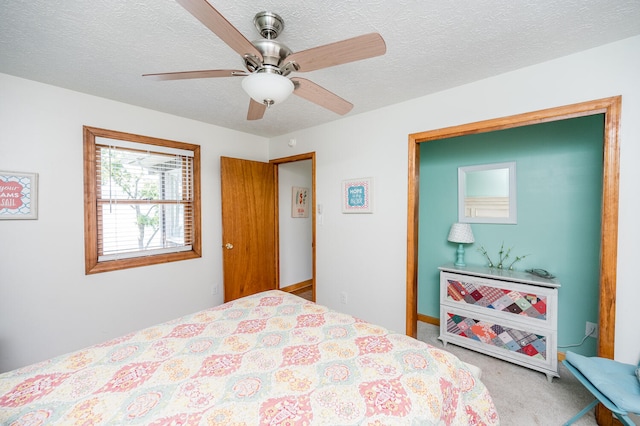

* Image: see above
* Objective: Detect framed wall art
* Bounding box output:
[291,186,309,218]
[342,177,373,214]
[0,171,38,220]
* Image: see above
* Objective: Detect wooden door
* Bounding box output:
[220,157,277,301]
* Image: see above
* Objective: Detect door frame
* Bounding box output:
[271,152,317,301]
[406,96,621,363]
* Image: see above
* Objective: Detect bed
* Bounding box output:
[0,290,499,425]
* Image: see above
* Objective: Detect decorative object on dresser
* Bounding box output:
[439,264,560,381]
[526,268,556,279]
[447,222,475,267]
[478,242,529,270]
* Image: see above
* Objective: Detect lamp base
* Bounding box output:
[454,243,466,267]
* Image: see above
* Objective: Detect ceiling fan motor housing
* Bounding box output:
[248,39,292,73]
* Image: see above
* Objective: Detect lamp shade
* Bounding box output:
[241,72,294,106]
[447,223,475,244]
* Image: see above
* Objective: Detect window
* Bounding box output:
[83,126,201,274]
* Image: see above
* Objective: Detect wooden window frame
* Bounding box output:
[83,126,201,274]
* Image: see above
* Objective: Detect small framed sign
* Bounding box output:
[342,177,373,214]
[291,186,309,218]
[0,171,38,220]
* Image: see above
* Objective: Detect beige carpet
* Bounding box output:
[417,321,597,425]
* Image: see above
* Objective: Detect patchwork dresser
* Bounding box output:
[439,264,560,381]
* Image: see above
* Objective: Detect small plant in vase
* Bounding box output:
[478,242,529,270]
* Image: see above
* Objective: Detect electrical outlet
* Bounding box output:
[585,321,598,338]
[340,291,348,305]
[211,285,219,295]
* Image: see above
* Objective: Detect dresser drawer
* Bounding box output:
[440,271,557,329]
[440,305,558,377]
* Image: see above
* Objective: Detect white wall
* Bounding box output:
[269,35,640,364]
[278,160,313,288]
[0,73,268,372]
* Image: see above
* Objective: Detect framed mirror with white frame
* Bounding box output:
[458,161,517,224]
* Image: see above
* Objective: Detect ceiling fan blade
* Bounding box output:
[143,69,246,80]
[176,0,263,61]
[285,33,386,73]
[291,77,353,115]
[247,99,267,120]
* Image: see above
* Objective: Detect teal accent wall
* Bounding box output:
[418,115,604,356]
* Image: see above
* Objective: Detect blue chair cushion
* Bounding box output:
[566,351,640,414]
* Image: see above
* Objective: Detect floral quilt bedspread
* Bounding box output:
[0,290,499,425]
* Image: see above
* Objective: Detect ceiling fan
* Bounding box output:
[143,0,386,120]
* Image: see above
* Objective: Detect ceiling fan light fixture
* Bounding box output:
[241,72,294,106]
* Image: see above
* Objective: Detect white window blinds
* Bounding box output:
[95,138,194,261]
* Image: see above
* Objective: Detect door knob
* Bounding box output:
[224,243,234,250]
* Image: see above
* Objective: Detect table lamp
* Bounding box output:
[447,223,475,267]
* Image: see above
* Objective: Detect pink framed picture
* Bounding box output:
[0,171,38,220]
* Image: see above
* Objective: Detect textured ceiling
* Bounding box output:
[1,0,639,137]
